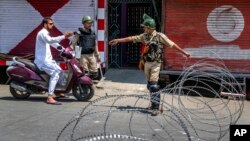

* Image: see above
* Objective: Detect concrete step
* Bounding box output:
[96,68,148,92]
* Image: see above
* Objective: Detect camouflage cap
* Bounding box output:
[141,13,156,29]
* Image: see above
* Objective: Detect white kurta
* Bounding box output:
[34,28,65,95]
[34,28,65,68]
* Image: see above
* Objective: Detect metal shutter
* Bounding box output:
[163,0,250,73]
[0,0,95,57]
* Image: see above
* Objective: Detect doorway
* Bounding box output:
[108,0,162,68]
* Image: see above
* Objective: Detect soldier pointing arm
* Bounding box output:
[109,14,190,116]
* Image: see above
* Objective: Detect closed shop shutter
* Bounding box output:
[0,0,95,58]
[164,0,250,73]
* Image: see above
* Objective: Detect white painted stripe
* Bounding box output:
[99,52,105,63]
[97,30,105,41]
[6,61,13,66]
[185,45,250,60]
[98,3,105,68]
[98,8,105,19]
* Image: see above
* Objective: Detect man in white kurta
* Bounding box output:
[34,17,72,105]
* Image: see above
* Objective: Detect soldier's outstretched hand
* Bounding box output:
[109,39,119,46]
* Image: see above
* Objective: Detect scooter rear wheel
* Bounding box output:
[10,85,31,99]
[72,84,95,101]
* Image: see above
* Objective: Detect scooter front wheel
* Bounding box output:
[10,84,31,99]
[72,84,95,101]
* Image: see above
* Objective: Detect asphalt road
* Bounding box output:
[1,69,250,141]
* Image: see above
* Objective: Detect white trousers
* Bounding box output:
[40,61,64,96]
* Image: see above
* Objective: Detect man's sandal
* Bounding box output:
[46,101,62,105]
[55,93,69,99]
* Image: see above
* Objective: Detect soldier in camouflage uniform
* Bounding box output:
[72,16,101,79]
[109,14,190,116]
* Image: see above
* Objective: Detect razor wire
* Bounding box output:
[57,58,245,141]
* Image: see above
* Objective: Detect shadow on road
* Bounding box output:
[92,104,152,114]
[103,68,147,84]
[0,95,77,103]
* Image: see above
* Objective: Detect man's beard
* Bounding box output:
[47,27,52,31]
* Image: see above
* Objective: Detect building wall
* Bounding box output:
[164,0,250,73]
[0,0,106,62]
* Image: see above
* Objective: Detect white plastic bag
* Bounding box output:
[74,45,81,59]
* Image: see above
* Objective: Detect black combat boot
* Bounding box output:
[149,81,160,116]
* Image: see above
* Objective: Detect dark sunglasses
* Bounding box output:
[48,22,54,25]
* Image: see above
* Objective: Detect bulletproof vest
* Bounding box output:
[78,28,96,54]
[143,33,163,62]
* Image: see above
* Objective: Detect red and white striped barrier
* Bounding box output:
[97,0,106,68]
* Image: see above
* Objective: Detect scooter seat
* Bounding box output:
[16,58,46,74]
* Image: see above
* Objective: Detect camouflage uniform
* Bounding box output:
[132,30,175,110]
[132,31,174,81]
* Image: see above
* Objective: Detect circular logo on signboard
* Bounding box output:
[207,5,244,42]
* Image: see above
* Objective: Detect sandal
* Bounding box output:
[55,93,69,99]
[46,96,62,105]
[46,101,62,105]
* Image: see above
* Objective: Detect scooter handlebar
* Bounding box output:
[59,47,73,59]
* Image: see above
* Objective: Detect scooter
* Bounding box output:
[6,46,95,101]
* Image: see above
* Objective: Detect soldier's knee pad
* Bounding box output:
[149,81,160,92]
